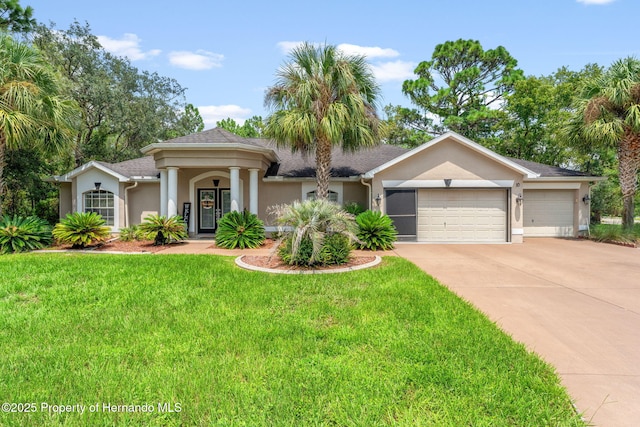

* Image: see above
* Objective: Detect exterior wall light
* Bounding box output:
[516,193,524,205]
[94,182,101,190]
[374,193,382,207]
[582,194,591,205]
[213,179,220,187]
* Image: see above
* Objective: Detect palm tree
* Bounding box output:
[567,57,640,230]
[0,33,76,214]
[264,42,382,199]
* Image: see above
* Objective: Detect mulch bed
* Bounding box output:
[239,255,377,271]
[48,239,167,253]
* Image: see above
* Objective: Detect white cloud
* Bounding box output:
[277,41,303,54]
[97,33,161,61]
[198,105,252,129]
[370,60,417,83]
[168,50,224,70]
[277,41,400,60]
[337,43,400,59]
[576,0,615,4]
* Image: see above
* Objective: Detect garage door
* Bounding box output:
[417,189,508,242]
[524,190,575,237]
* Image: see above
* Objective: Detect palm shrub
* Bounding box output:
[215,210,266,249]
[343,202,365,216]
[119,225,143,242]
[270,198,359,266]
[356,210,398,251]
[138,214,188,245]
[0,215,52,254]
[52,212,111,249]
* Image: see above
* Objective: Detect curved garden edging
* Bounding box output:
[235,255,381,274]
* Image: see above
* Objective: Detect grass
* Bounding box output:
[0,254,585,426]
[589,223,640,245]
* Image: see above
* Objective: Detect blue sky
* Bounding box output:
[28,0,639,129]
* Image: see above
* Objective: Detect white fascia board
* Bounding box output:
[382,179,514,188]
[363,131,539,179]
[63,161,130,182]
[141,142,280,162]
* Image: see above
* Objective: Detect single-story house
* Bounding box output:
[52,128,602,243]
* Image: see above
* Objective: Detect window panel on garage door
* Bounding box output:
[385,189,416,240]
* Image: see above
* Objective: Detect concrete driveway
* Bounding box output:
[392,238,640,427]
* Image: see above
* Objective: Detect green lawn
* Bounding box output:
[0,254,584,426]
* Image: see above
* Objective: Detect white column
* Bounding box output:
[249,168,259,215]
[167,167,178,217]
[229,167,240,212]
[159,169,168,217]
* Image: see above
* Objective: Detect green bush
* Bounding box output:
[0,215,52,254]
[278,233,351,266]
[343,201,365,216]
[589,223,639,244]
[356,210,397,251]
[119,225,143,242]
[138,214,188,245]
[215,210,265,249]
[52,212,111,249]
[270,198,358,266]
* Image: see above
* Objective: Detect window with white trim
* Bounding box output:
[306,190,338,203]
[84,190,114,226]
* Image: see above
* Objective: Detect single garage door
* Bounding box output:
[524,190,574,237]
[417,189,508,242]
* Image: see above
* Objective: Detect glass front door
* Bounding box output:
[198,188,232,233]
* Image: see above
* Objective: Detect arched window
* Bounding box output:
[306,190,338,203]
[84,190,114,226]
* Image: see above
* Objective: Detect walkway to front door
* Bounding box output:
[197,188,231,233]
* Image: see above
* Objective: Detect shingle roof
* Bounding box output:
[507,157,591,178]
[162,127,265,148]
[98,157,158,178]
[96,130,591,180]
[254,140,410,178]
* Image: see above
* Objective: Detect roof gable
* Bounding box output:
[363,131,539,179]
[56,161,130,182]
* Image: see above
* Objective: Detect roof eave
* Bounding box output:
[140,142,280,162]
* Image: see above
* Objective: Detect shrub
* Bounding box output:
[278,233,351,266]
[356,210,397,251]
[119,225,143,242]
[589,223,638,244]
[343,201,365,216]
[52,212,111,249]
[138,214,188,245]
[0,215,52,254]
[215,210,265,249]
[270,198,358,266]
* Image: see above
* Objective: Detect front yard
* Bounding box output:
[0,254,584,426]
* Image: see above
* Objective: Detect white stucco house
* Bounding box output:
[52,128,602,243]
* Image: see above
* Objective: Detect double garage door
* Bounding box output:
[418,189,508,242]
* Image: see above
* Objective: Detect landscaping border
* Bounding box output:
[235,254,381,274]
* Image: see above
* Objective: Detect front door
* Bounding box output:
[198,188,231,233]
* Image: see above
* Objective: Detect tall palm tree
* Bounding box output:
[0,33,76,214]
[567,57,640,230]
[264,42,381,199]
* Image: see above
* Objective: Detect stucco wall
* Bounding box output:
[127,182,160,226]
[58,183,73,219]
